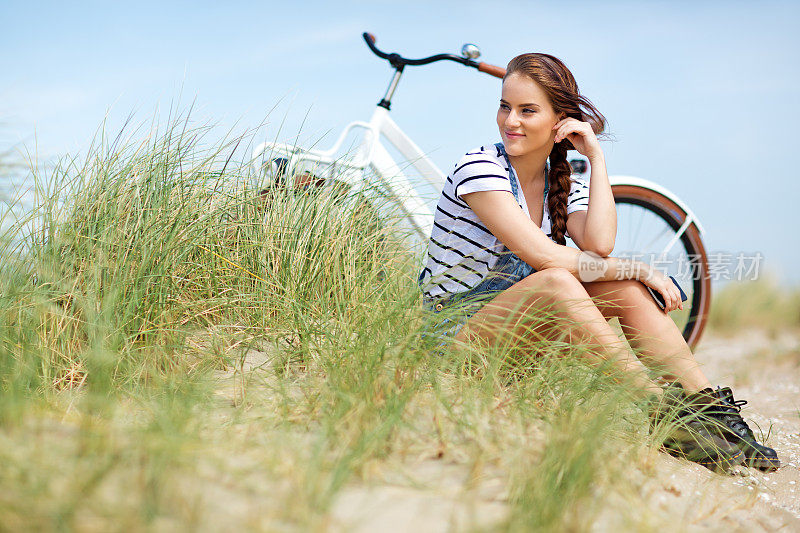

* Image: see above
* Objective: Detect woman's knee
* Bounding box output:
[587,279,652,317]
[524,267,588,297]
[612,279,651,302]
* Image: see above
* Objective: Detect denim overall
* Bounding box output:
[420,142,548,338]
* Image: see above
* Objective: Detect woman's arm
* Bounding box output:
[566,152,617,256]
[463,190,683,312]
[552,119,617,257]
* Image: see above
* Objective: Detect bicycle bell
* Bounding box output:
[461,43,481,60]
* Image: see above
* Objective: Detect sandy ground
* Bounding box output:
[324,330,800,532]
[202,329,799,531]
[689,330,800,530]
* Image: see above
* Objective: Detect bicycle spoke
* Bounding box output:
[643,226,673,252]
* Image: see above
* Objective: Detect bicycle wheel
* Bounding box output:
[611,185,711,349]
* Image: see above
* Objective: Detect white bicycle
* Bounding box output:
[252,32,711,348]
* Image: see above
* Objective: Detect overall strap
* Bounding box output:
[495,142,549,205]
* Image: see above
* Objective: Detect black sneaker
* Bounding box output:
[706,387,781,471]
[649,386,745,472]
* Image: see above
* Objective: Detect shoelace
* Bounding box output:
[667,385,754,438]
[712,392,752,436]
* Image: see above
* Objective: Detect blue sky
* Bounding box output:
[2,0,799,282]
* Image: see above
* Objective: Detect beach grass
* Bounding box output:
[0,116,737,531]
[708,277,800,335]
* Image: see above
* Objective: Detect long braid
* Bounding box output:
[504,53,607,246]
[547,141,572,245]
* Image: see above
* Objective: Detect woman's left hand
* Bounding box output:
[553,118,602,160]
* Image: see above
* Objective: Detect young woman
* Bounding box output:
[418,53,779,471]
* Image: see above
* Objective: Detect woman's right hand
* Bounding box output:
[638,267,684,313]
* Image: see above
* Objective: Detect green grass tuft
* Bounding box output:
[708,277,800,335]
[0,113,736,531]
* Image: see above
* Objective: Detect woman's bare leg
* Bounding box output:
[582,279,712,393]
[455,268,662,395]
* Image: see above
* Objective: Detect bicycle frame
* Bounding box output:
[253,105,445,239]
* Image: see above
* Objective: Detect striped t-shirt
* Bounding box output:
[419,143,591,300]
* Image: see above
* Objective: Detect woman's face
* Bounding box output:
[497,73,562,157]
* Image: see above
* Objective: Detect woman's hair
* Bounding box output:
[504,54,606,245]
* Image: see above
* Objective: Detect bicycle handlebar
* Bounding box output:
[477,62,506,78]
[363,32,506,79]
